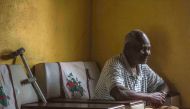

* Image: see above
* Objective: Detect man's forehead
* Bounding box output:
[138,33,151,45]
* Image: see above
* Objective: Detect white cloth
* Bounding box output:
[59,62,89,99]
[0,65,17,109]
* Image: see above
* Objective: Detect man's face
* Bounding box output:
[125,33,151,65]
[134,43,151,64]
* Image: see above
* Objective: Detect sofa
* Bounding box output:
[0,62,180,109]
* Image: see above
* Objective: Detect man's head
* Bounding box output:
[123,29,151,66]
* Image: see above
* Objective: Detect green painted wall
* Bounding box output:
[92,0,190,108]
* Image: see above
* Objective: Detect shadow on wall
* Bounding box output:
[0,49,18,64]
[147,26,178,92]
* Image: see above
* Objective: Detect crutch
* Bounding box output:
[10,48,47,103]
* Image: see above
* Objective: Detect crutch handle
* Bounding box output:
[16,48,25,54]
[5,48,26,59]
[11,48,25,57]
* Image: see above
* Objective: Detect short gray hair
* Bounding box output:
[124,29,146,45]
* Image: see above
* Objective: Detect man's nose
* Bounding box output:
[144,50,151,56]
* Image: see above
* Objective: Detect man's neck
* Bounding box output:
[125,57,137,68]
[124,54,138,75]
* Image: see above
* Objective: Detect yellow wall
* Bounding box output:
[0,0,91,65]
[92,0,190,108]
[1,0,190,108]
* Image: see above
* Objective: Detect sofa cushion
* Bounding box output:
[83,62,100,99]
[35,63,61,99]
[8,65,38,105]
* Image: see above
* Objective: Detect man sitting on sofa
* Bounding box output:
[94,29,169,108]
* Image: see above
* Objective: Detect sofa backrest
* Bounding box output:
[0,64,38,109]
[34,61,181,107]
[34,61,100,100]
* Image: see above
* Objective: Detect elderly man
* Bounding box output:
[94,29,169,107]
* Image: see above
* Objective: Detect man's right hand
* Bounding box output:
[147,92,166,107]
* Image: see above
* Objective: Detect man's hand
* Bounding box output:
[111,86,167,108]
[146,92,166,108]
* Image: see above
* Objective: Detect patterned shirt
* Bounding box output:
[94,54,164,100]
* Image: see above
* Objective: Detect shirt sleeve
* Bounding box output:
[145,65,165,92]
[103,62,125,93]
